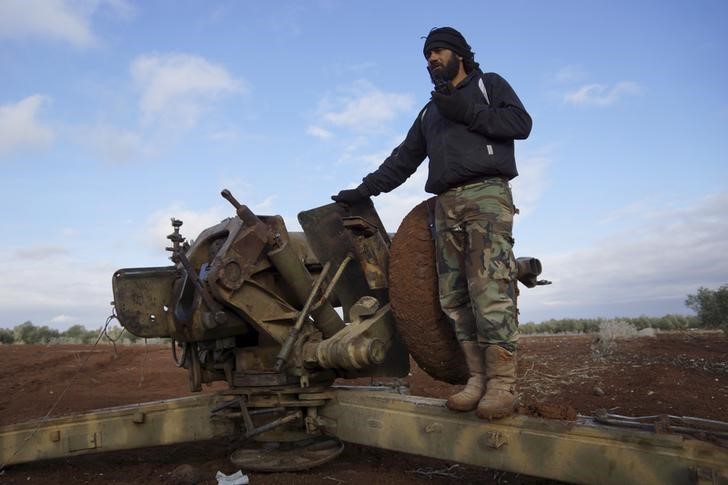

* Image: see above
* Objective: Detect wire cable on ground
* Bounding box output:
[0,312,119,472]
[102,321,126,357]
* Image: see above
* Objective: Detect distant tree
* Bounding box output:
[13,321,60,344]
[652,314,698,331]
[62,324,98,344]
[38,326,60,343]
[518,314,701,335]
[3,321,145,345]
[686,285,728,334]
[14,321,38,343]
[63,324,86,339]
[629,316,651,330]
[104,325,126,342]
[123,331,141,343]
[582,319,602,333]
[557,319,577,333]
[0,327,15,344]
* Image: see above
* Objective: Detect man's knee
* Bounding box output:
[440,302,477,342]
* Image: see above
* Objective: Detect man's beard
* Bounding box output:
[438,54,461,81]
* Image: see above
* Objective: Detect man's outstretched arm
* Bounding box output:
[332,110,427,203]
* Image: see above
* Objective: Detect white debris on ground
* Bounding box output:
[216,470,249,485]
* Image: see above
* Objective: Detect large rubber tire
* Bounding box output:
[388,198,468,384]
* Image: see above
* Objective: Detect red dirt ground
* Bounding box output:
[1,331,727,484]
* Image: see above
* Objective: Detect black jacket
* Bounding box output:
[361,69,532,195]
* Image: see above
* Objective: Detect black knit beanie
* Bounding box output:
[423,27,473,61]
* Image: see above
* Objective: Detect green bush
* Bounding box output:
[518,313,700,335]
[63,324,99,344]
[0,327,15,344]
[686,284,728,334]
[13,321,60,344]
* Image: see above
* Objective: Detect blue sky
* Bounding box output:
[1,0,726,330]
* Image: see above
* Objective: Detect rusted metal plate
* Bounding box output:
[298,202,389,319]
[388,199,468,384]
[112,266,178,338]
[232,371,298,387]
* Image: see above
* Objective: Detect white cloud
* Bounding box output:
[0,0,133,48]
[143,204,231,252]
[511,154,550,218]
[263,4,304,38]
[217,176,253,202]
[332,136,375,165]
[522,193,728,321]
[374,169,430,233]
[49,314,75,324]
[553,65,586,83]
[252,196,277,214]
[208,128,241,142]
[597,201,650,225]
[317,81,414,131]
[0,95,54,158]
[77,123,144,164]
[307,125,334,140]
[131,53,245,128]
[325,62,377,78]
[373,155,551,233]
[141,196,284,256]
[72,54,243,163]
[0,249,115,330]
[341,138,552,231]
[14,245,69,260]
[96,0,134,15]
[564,81,641,107]
[332,133,405,169]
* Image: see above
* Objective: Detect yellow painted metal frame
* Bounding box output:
[0,394,233,467]
[320,390,728,484]
[2,389,727,484]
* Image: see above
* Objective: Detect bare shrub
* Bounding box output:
[599,319,638,339]
[591,320,638,359]
[637,327,657,337]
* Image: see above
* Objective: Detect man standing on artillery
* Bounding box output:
[332,27,532,419]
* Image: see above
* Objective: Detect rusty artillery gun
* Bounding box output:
[1,191,727,483]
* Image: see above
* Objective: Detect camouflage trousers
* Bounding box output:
[434,178,519,350]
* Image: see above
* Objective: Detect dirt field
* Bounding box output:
[1,331,727,484]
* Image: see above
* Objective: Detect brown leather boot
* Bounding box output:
[476,345,517,420]
[446,341,486,412]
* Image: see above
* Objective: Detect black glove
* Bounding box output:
[331,185,370,204]
[431,89,474,125]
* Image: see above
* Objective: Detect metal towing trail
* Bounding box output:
[1,390,727,483]
[2,191,727,483]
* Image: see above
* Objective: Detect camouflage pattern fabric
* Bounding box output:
[434,179,519,350]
